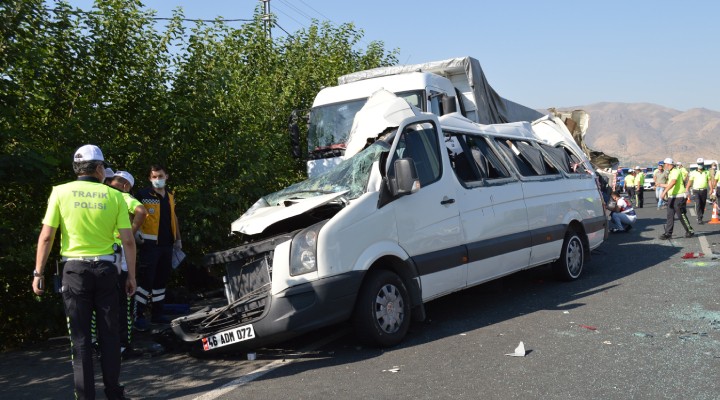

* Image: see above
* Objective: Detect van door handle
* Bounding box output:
[440,197,455,205]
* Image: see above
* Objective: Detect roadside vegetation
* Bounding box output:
[0,0,398,350]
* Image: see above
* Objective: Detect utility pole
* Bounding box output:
[261,0,271,39]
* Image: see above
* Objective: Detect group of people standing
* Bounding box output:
[607,157,719,238]
[31,145,182,399]
[650,157,717,239]
[623,166,646,208]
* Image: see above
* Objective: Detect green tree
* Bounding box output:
[0,0,397,349]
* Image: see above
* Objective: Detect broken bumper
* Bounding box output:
[171,270,364,352]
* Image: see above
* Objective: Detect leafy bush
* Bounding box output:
[0,0,397,350]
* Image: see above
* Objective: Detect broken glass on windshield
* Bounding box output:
[263,142,390,206]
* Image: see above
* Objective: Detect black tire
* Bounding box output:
[352,270,411,347]
[553,229,585,281]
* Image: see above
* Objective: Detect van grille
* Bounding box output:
[175,254,272,337]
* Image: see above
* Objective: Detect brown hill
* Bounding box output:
[553,103,720,167]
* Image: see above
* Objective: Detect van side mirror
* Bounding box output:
[388,158,420,196]
[441,95,457,115]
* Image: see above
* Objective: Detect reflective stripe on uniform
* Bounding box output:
[140,233,158,241]
[152,288,166,302]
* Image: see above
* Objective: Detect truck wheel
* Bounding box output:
[554,229,584,281]
[353,270,411,347]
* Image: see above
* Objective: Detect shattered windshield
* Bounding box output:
[263,142,390,206]
[308,99,367,153]
[307,91,424,153]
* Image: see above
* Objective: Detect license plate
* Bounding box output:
[201,324,256,351]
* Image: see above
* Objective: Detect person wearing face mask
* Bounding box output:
[134,164,182,331]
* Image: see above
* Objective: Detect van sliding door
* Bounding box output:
[387,118,466,301]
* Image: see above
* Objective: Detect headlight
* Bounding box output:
[289,220,328,276]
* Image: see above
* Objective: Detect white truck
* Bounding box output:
[172,91,608,353]
[294,56,545,177]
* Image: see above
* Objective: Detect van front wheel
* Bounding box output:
[554,229,584,281]
[353,270,411,347]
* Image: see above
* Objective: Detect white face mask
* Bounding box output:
[152,178,166,189]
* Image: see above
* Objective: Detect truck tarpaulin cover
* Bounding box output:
[549,109,619,170]
[338,56,544,124]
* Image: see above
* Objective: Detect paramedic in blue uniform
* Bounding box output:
[32,144,136,400]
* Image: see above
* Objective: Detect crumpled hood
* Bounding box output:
[231,191,348,235]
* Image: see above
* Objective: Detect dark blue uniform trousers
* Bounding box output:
[62,260,123,399]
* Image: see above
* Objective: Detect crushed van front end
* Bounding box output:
[171,233,363,353]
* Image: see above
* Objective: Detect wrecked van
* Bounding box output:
[172,107,607,353]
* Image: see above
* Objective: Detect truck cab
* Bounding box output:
[298,57,544,177]
[306,72,458,176]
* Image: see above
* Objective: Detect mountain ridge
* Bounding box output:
[550,103,720,166]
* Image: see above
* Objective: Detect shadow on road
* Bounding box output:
[248,211,693,382]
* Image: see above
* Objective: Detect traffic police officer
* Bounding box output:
[624,169,636,200]
[634,166,645,208]
[109,171,147,356]
[32,144,136,400]
[659,157,694,240]
[686,157,710,224]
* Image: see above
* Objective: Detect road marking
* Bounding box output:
[191,327,350,400]
[683,207,712,254]
[698,232,712,255]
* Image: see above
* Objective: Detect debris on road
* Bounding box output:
[505,341,527,357]
[383,366,401,373]
[681,252,704,259]
[579,324,597,331]
[633,332,654,338]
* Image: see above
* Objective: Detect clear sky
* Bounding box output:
[63,0,719,112]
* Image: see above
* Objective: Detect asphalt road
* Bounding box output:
[2,202,719,399]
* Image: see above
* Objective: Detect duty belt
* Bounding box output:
[61,255,116,262]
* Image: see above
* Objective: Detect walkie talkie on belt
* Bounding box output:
[112,243,122,273]
[54,260,62,293]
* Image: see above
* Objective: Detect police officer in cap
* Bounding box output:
[32,144,136,400]
[686,157,711,224]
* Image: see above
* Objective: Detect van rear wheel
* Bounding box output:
[353,270,411,347]
[554,229,584,281]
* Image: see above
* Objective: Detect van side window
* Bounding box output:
[465,135,510,180]
[495,139,559,176]
[389,122,442,187]
[537,143,588,174]
[445,134,481,182]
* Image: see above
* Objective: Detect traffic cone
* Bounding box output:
[709,202,720,224]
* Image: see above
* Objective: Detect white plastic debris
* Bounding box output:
[505,341,526,357]
[383,366,401,373]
